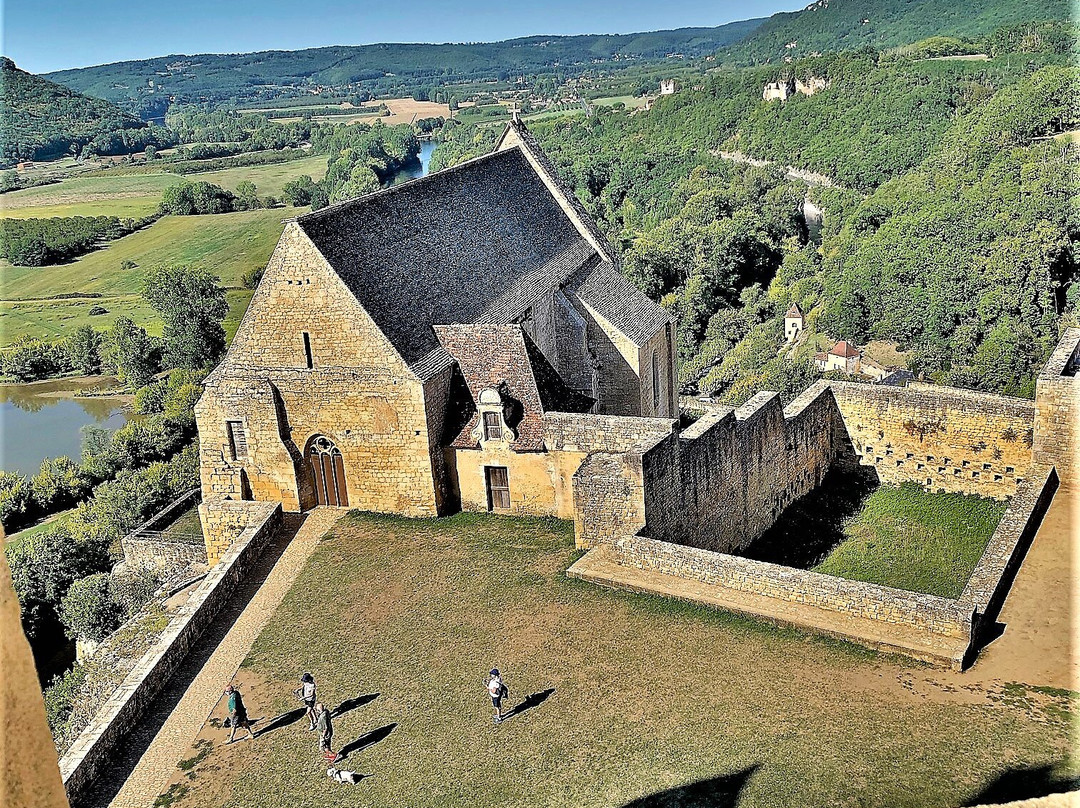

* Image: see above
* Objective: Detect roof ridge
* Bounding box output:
[294,148,514,224]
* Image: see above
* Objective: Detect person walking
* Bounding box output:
[486,668,508,724]
[294,673,318,731]
[315,702,337,761]
[224,685,254,743]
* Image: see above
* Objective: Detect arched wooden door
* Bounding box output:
[307,436,349,507]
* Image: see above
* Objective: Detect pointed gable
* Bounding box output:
[434,324,594,451]
[786,303,803,319]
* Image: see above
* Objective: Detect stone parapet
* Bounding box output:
[1034,328,1080,482]
[60,501,282,805]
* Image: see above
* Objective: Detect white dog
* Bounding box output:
[327,767,363,785]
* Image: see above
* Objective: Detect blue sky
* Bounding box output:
[4,0,803,74]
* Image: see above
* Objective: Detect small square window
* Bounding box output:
[482,412,503,441]
[994,474,1003,482]
[1005,466,1015,474]
[983,463,992,471]
[962,460,970,468]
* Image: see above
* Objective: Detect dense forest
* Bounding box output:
[0,215,157,266]
[0,59,177,164]
[720,0,1070,64]
[43,21,764,110]
[433,22,1078,402]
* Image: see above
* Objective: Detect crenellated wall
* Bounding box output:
[640,383,843,553]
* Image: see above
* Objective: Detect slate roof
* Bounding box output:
[785,303,803,319]
[297,147,592,371]
[564,259,671,346]
[434,324,594,451]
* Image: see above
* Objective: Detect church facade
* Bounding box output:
[195,120,678,553]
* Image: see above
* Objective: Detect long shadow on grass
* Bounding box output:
[501,688,555,722]
[740,464,879,568]
[621,764,759,808]
[79,514,305,808]
[255,707,307,737]
[336,723,397,762]
[960,763,1080,806]
[331,692,379,718]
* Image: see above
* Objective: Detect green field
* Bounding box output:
[813,482,1008,598]
[1,209,285,344]
[160,512,1073,808]
[0,155,328,220]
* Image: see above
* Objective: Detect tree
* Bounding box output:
[235,180,261,210]
[143,265,228,370]
[103,317,160,387]
[282,175,315,207]
[59,573,122,642]
[66,325,102,375]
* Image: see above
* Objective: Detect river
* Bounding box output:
[0,378,130,476]
[384,140,436,187]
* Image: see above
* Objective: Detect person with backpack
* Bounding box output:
[224,685,254,743]
[315,702,337,761]
[486,668,508,724]
[294,673,318,731]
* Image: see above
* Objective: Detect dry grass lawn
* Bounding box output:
[157,512,1076,808]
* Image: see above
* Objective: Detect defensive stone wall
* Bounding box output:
[122,489,207,571]
[1034,327,1080,483]
[542,412,675,454]
[640,383,842,553]
[61,502,281,806]
[829,381,1035,499]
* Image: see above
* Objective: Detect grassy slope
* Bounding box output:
[162,513,1072,808]
[0,208,284,344]
[814,483,1007,598]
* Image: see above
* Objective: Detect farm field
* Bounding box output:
[0,155,329,220]
[158,512,1075,808]
[1,208,287,345]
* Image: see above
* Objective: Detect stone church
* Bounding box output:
[195,119,678,532]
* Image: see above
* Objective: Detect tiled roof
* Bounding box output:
[786,303,803,318]
[565,259,672,346]
[297,148,590,369]
[830,340,861,358]
[434,323,594,451]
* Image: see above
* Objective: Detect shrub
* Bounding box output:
[110,569,161,618]
[0,471,33,531]
[59,573,122,642]
[1,337,71,381]
[43,664,87,734]
[30,456,92,513]
[240,264,265,289]
[120,259,137,270]
[88,305,108,316]
[134,380,168,414]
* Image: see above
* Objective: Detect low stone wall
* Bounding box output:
[611,534,974,644]
[60,501,282,806]
[961,464,1059,623]
[121,536,207,571]
[200,498,274,565]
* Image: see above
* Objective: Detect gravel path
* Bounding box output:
[83,507,342,808]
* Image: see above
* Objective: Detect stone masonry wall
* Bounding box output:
[829,381,1035,499]
[61,502,281,805]
[121,537,206,572]
[612,534,973,642]
[1034,327,1080,483]
[195,222,443,521]
[641,382,841,553]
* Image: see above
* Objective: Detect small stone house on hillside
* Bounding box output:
[195,119,678,553]
[814,340,861,374]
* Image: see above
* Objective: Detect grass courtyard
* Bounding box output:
[744,469,1007,598]
[159,512,1074,808]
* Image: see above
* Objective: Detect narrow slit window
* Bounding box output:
[482,411,502,440]
[302,332,313,369]
[651,351,661,412]
[226,420,247,460]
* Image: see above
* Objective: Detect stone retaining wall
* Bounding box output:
[121,536,207,572]
[1034,327,1080,483]
[60,501,282,806]
[961,465,1059,622]
[611,533,973,643]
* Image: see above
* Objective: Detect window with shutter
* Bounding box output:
[482,411,503,440]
